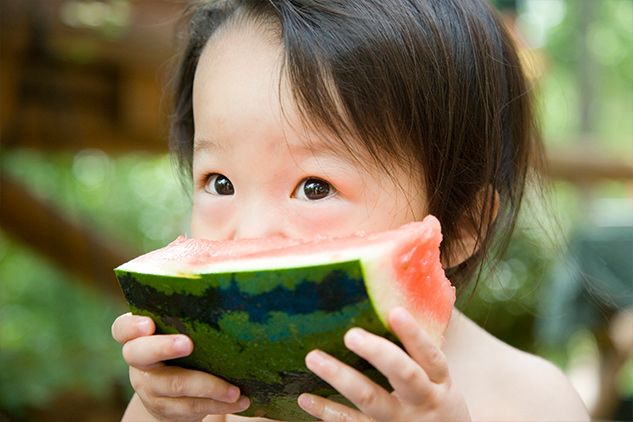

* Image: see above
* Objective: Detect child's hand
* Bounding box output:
[111,312,250,421]
[298,308,470,422]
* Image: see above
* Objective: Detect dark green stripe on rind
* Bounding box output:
[115,261,395,421]
[117,262,368,328]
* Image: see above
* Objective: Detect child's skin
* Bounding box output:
[111,17,589,422]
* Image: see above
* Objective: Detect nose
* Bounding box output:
[231,201,287,240]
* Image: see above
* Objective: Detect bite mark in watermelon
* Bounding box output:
[114,215,455,420]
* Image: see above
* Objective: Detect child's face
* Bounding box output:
[190,22,426,241]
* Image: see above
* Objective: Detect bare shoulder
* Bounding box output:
[443,311,590,421]
[496,344,590,421]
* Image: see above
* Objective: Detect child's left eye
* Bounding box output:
[293,177,336,201]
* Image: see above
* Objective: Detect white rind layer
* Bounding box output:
[118,240,390,276]
[116,216,438,277]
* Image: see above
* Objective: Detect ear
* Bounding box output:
[441,186,500,268]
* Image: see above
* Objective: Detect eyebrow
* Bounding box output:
[194,134,337,153]
[286,132,350,156]
[193,138,223,153]
[194,133,359,164]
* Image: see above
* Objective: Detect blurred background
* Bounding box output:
[0,0,631,420]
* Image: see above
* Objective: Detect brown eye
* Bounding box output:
[204,174,234,195]
[294,177,335,201]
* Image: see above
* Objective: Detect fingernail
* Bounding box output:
[237,396,250,411]
[137,319,151,334]
[306,350,331,371]
[298,394,314,411]
[225,386,240,402]
[345,328,364,348]
[173,336,191,354]
[392,307,414,324]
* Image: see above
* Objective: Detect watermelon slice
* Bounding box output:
[115,215,455,420]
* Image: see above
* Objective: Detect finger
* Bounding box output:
[131,365,243,403]
[123,334,193,369]
[389,307,449,383]
[112,312,155,344]
[344,327,431,405]
[305,350,396,420]
[298,393,371,422]
[148,395,250,420]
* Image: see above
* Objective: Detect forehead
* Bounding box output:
[192,19,366,160]
[193,19,283,133]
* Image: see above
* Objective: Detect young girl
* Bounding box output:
[111,0,589,420]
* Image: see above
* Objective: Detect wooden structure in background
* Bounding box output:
[546,146,633,184]
[1,0,185,292]
[1,0,182,153]
[0,170,133,297]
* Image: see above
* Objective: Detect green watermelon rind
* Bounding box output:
[115,259,397,420]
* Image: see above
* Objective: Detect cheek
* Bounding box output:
[190,194,235,240]
[357,186,426,231]
[289,200,381,238]
[291,205,350,237]
[290,186,426,238]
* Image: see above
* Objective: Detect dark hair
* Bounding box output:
[170,0,543,292]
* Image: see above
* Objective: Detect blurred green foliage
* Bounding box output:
[535,0,633,154]
[0,235,128,416]
[2,151,190,252]
[0,152,189,417]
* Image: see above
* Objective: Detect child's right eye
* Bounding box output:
[204,173,235,195]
